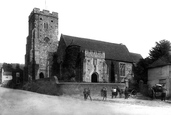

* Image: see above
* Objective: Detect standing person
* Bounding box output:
[101,87,104,99]
[83,88,88,100]
[111,87,114,98]
[150,87,155,100]
[101,87,107,100]
[124,87,129,99]
[116,86,121,98]
[111,87,117,98]
[103,87,107,100]
[87,88,92,101]
[161,84,167,101]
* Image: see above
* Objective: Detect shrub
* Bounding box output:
[22,78,63,96]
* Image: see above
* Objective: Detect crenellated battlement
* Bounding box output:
[84,49,105,59]
[29,8,58,19]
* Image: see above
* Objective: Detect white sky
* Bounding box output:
[0,0,171,64]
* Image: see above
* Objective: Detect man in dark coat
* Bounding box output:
[87,88,92,101]
[116,86,121,98]
[83,88,92,101]
[150,87,155,100]
[124,87,129,99]
[161,84,167,101]
[111,87,117,98]
[83,88,88,100]
[101,87,107,100]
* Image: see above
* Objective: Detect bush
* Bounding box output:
[22,78,63,96]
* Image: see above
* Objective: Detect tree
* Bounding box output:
[51,52,59,77]
[149,39,171,61]
[134,39,171,83]
[134,57,152,83]
[62,45,80,81]
[2,63,13,71]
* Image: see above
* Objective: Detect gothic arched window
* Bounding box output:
[119,63,125,76]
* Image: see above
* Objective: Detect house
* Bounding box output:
[12,64,24,88]
[148,56,171,97]
[0,63,24,88]
[130,52,143,66]
[0,64,13,86]
[57,34,142,87]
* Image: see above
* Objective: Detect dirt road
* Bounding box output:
[0,87,171,115]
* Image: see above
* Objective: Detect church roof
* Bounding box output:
[60,34,134,62]
[130,52,143,63]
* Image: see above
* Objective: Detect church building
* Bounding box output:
[25,8,142,85]
[57,34,142,84]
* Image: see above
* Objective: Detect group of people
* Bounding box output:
[83,86,130,101]
[150,84,167,101]
[110,86,129,99]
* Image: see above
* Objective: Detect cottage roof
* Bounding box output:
[61,34,133,62]
[11,64,24,70]
[1,63,24,72]
[130,52,143,63]
[148,56,171,68]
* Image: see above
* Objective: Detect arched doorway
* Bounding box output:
[91,73,98,82]
[39,72,44,79]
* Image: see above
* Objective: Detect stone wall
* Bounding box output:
[57,82,126,97]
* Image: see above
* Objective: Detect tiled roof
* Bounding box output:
[1,63,24,72]
[130,52,143,63]
[61,34,133,62]
[148,56,171,68]
[11,64,24,70]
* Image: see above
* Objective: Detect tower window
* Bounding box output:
[44,37,50,43]
[44,23,48,31]
[51,20,53,22]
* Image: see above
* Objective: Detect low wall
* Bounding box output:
[57,82,126,96]
[139,80,149,96]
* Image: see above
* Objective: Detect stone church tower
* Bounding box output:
[25,8,58,80]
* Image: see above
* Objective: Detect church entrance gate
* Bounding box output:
[39,72,44,79]
[91,72,98,82]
